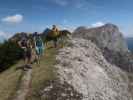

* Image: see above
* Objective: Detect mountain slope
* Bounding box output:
[38,24,133,100]
[0,24,133,100]
[55,38,133,100]
[0,61,22,100]
[0,47,57,100]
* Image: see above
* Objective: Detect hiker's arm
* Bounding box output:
[34,38,36,47]
[18,41,22,47]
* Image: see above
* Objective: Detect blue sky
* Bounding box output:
[0,0,133,38]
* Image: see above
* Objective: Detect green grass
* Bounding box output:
[0,47,58,100]
[0,61,23,100]
[27,48,58,100]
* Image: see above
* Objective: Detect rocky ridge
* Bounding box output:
[40,24,133,100]
[55,38,133,100]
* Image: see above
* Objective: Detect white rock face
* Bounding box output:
[56,38,133,100]
[73,24,128,52]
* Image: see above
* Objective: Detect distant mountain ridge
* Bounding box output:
[126,37,133,51]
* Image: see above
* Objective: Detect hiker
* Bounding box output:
[51,25,59,47]
[52,25,59,35]
[34,33,44,64]
[18,37,33,67]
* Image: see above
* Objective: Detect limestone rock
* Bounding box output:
[56,38,133,100]
[73,23,128,52]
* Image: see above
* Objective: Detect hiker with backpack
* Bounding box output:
[51,25,59,47]
[52,25,59,35]
[34,33,44,64]
[18,37,33,67]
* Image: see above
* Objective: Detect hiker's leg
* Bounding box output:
[35,47,39,64]
[40,47,44,57]
[24,58,26,65]
[23,50,27,65]
[54,39,57,48]
[38,48,41,64]
[31,49,35,64]
[35,54,39,64]
[33,49,37,64]
[25,57,28,65]
[28,53,32,64]
[26,53,29,65]
[25,54,29,66]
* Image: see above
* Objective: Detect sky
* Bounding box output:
[0,0,133,39]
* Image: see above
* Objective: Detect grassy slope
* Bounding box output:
[27,48,58,100]
[0,47,58,100]
[0,61,22,100]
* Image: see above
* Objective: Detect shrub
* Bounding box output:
[0,40,23,72]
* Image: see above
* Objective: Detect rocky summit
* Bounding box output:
[40,24,133,100]
[73,23,128,52]
[55,38,133,100]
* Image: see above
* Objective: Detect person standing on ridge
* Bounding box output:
[52,25,59,34]
[52,25,59,47]
[34,33,44,64]
[18,37,33,68]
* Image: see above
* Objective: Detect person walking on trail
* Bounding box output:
[34,34,44,64]
[52,25,59,36]
[18,37,33,68]
[51,25,59,47]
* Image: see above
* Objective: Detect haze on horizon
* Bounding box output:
[0,0,133,39]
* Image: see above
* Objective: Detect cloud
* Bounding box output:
[0,30,7,38]
[0,31,8,42]
[1,14,23,23]
[0,30,12,40]
[54,0,68,6]
[91,22,105,27]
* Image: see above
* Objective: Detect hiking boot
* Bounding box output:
[23,67,28,71]
[25,64,32,69]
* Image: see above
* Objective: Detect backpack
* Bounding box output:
[36,39,43,47]
[21,40,27,47]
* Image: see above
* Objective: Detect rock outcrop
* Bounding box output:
[73,23,128,52]
[55,38,133,100]
[41,24,133,100]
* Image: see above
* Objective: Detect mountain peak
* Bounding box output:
[104,23,118,27]
[102,23,119,31]
[73,23,128,52]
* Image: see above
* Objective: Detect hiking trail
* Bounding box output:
[13,66,32,100]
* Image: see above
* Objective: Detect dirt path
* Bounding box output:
[13,66,32,100]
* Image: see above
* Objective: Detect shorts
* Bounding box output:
[36,46,43,56]
[23,48,32,60]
